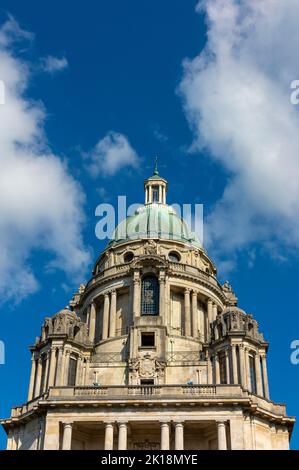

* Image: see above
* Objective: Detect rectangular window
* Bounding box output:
[141,332,155,347]
[249,355,256,394]
[67,357,77,386]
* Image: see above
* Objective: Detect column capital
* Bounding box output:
[184,287,191,294]
[62,422,73,428]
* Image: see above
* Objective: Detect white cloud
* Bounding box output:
[85,131,140,177]
[180,0,299,271]
[0,17,91,303]
[41,55,68,73]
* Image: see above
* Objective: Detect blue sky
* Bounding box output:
[0,0,299,449]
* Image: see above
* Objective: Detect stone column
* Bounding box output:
[197,302,204,341]
[261,354,270,399]
[60,349,67,386]
[6,429,13,450]
[214,354,220,384]
[160,422,170,450]
[175,422,184,450]
[102,294,110,340]
[89,302,97,342]
[133,273,141,319]
[239,345,246,388]
[184,288,191,337]
[28,354,37,401]
[64,350,70,385]
[207,353,213,384]
[158,185,162,203]
[231,344,238,384]
[255,352,263,396]
[75,357,83,386]
[207,299,213,341]
[43,351,50,392]
[217,421,227,450]
[56,347,63,386]
[225,349,230,384]
[104,422,114,450]
[159,273,166,322]
[48,347,57,388]
[109,290,117,338]
[118,422,128,450]
[149,186,152,204]
[212,302,218,322]
[62,422,73,450]
[34,357,43,398]
[191,291,198,337]
[244,348,250,390]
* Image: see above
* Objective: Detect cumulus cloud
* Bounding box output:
[180,0,299,270]
[0,16,91,303]
[41,55,68,73]
[85,131,140,177]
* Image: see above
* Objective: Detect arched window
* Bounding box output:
[141,275,159,316]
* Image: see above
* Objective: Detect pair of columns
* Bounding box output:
[104,420,185,451]
[250,351,269,398]
[88,290,117,342]
[184,289,207,338]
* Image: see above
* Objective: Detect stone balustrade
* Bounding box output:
[5,384,289,428]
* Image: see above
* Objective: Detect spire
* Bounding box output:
[153,155,159,176]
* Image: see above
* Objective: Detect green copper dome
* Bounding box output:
[108,204,202,249]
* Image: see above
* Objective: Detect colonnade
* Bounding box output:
[183,290,218,340]
[210,345,269,399]
[60,420,228,450]
[28,348,86,401]
[88,290,118,342]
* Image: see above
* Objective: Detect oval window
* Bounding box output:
[168,251,180,262]
[124,251,134,263]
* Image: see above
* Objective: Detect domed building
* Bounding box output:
[1,168,295,450]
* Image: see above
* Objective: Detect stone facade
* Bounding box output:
[1,170,295,450]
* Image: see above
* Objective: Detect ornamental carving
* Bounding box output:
[211,307,265,343]
[129,354,166,381]
[37,309,89,345]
